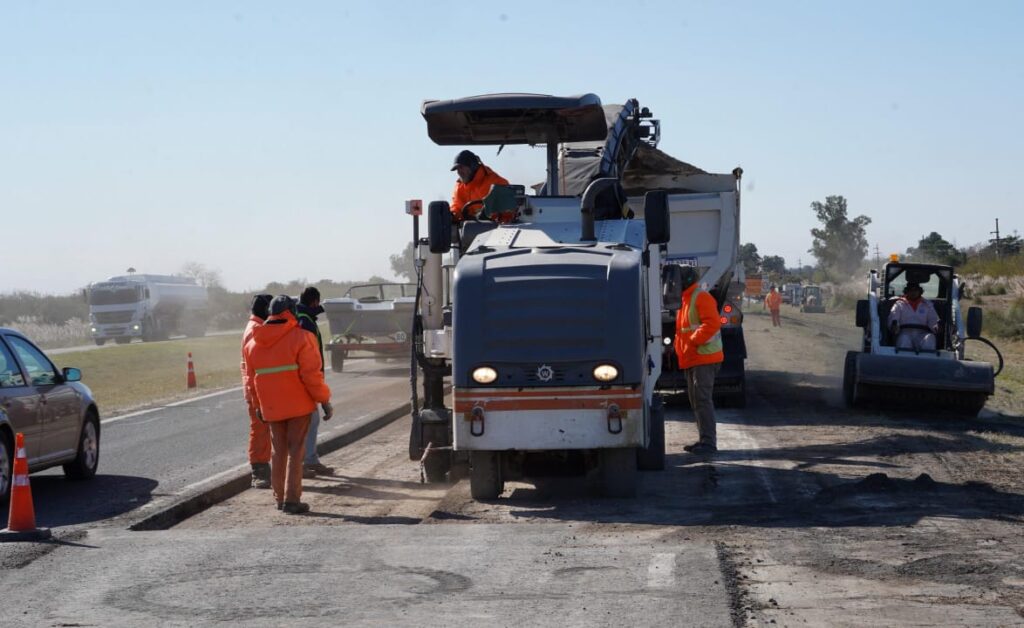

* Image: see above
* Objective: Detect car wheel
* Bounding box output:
[0,431,12,502]
[64,412,100,480]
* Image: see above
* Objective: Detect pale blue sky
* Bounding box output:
[2,1,1022,294]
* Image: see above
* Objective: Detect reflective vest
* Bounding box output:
[681,288,723,355]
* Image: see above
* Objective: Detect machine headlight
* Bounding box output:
[132,324,140,330]
[592,364,619,382]
[662,337,672,346]
[472,366,498,384]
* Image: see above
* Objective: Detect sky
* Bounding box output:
[2,1,1022,294]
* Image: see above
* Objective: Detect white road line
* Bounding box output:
[100,386,243,425]
[719,409,778,504]
[647,552,677,589]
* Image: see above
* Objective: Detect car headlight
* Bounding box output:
[592,364,619,382]
[472,366,497,384]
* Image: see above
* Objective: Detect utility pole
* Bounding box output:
[990,218,1002,258]
[874,244,881,267]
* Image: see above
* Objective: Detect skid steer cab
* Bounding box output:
[407,93,671,499]
[844,260,1003,416]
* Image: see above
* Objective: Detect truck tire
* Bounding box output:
[114,337,131,345]
[94,339,106,347]
[469,451,503,499]
[600,447,637,497]
[637,397,665,471]
[330,349,345,373]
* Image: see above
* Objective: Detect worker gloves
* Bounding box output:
[321,401,334,421]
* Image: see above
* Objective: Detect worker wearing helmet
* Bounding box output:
[764,284,782,327]
[888,282,940,351]
[244,295,333,514]
[450,149,509,222]
[674,266,724,455]
[241,293,274,489]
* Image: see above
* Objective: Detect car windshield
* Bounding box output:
[89,286,140,305]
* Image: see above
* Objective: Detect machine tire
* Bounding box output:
[469,451,503,499]
[843,351,858,407]
[114,337,131,345]
[637,397,666,471]
[63,413,100,480]
[330,349,345,373]
[600,447,637,498]
[0,430,12,503]
[94,339,106,347]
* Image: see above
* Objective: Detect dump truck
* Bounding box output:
[407,93,671,499]
[321,283,416,373]
[844,260,1002,416]
[85,274,208,345]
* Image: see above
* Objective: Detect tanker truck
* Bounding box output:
[85,274,208,345]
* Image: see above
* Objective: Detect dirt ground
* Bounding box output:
[182,306,1024,626]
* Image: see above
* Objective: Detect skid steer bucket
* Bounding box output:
[847,352,994,414]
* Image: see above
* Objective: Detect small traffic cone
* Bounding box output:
[186,352,197,390]
[1,433,51,542]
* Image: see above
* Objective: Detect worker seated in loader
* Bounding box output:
[887,282,941,352]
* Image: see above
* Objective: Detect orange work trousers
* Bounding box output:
[269,415,311,504]
[248,405,272,465]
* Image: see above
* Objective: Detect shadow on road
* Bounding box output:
[25,474,159,528]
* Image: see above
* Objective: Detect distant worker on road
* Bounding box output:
[296,286,334,479]
[764,284,782,327]
[241,293,273,489]
[450,149,509,222]
[244,295,333,515]
[674,266,724,455]
[888,282,940,351]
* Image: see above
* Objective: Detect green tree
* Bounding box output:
[760,255,786,278]
[390,242,417,281]
[739,243,761,276]
[809,195,871,278]
[906,232,966,266]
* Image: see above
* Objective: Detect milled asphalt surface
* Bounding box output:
[0,525,731,627]
[26,360,411,531]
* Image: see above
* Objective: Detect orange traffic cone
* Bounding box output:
[186,352,197,390]
[1,433,51,542]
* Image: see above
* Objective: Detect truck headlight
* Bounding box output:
[90,327,97,333]
[592,364,619,382]
[472,366,497,384]
[132,324,140,330]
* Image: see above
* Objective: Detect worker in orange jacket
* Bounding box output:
[244,296,333,514]
[450,150,509,221]
[764,284,782,327]
[674,267,724,455]
[241,294,273,489]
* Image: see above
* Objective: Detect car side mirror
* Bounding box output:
[428,201,452,254]
[855,299,870,328]
[966,306,983,338]
[662,265,683,310]
[644,190,670,245]
[62,367,82,382]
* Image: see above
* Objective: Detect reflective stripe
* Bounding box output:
[16,448,26,459]
[681,289,722,355]
[254,364,299,375]
[14,475,29,487]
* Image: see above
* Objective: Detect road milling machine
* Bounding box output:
[845,259,1003,416]
[406,93,675,499]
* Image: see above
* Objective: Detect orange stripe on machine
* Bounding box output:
[454,388,643,413]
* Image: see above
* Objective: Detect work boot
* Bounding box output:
[251,463,271,489]
[303,462,335,477]
[282,501,310,515]
[688,442,718,455]
[682,442,702,452]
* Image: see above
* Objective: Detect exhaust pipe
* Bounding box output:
[579,177,618,241]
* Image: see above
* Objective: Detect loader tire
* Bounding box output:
[469,451,503,500]
[843,351,858,407]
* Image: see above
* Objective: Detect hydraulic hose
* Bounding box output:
[964,336,1004,377]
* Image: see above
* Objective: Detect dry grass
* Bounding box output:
[51,334,244,416]
[7,316,90,348]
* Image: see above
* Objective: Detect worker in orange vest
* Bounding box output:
[241,294,273,489]
[244,296,333,514]
[450,150,509,222]
[674,266,724,455]
[764,284,782,327]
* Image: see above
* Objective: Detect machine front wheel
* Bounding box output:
[469,451,503,500]
[843,351,858,407]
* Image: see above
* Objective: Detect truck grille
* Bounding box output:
[94,311,134,324]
